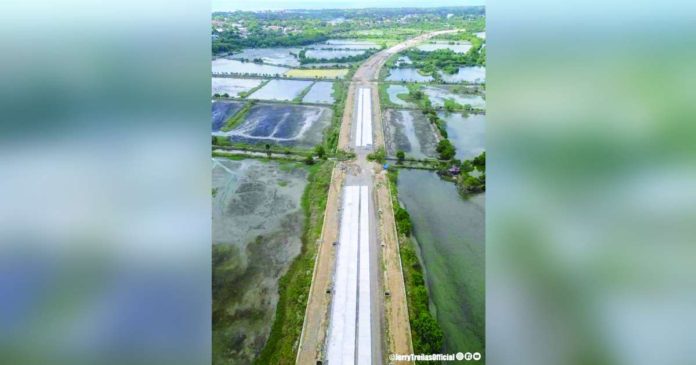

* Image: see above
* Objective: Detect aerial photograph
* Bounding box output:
[211,3,485,364]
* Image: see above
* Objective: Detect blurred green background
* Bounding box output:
[488,1,696,364]
[1,1,695,365]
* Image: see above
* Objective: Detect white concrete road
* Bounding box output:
[326,184,379,365]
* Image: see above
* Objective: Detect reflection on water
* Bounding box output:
[439,66,486,83]
[248,79,313,101]
[383,109,438,159]
[416,41,472,53]
[423,86,486,109]
[212,78,264,97]
[397,169,485,355]
[386,85,414,107]
[386,68,434,82]
[439,112,486,160]
[212,58,290,76]
[302,81,335,104]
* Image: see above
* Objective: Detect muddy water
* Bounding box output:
[212,158,308,364]
[383,109,439,159]
[397,169,485,355]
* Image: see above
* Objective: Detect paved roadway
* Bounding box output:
[297,29,459,365]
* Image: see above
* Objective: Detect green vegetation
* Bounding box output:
[455,152,485,197]
[221,100,256,132]
[436,139,456,160]
[212,7,484,55]
[255,161,333,365]
[386,169,445,360]
[212,135,231,146]
[299,48,378,64]
[396,150,406,164]
[378,82,398,108]
[314,145,326,159]
[367,147,387,164]
[335,149,356,161]
[323,80,348,153]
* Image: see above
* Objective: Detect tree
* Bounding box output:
[413,313,444,354]
[265,143,271,157]
[304,155,315,165]
[436,139,456,160]
[472,151,485,172]
[444,98,458,112]
[460,159,474,173]
[396,150,405,164]
[314,145,326,159]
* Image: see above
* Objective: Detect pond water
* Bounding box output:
[212,101,244,132]
[397,169,485,355]
[230,47,302,67]
[247,79,313,102]
[212,158,308,364]
[395,56,412,67]
[423,86,486,109]
[215,104,332,148]
[386,85,415,107]
[439,66,486,83]
[212,58,290,76]
[304,49,366,60]
[385,68,434,82]
[438,112,486,160]
[416,41,472,54]
[212,78,264,97]
[302,82,335,104]
[383,109,438,159]
[309,39,379,49]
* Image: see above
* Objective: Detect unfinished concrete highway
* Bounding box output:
[296,30,458,365]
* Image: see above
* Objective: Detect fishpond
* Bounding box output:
[439,66,486,83]
[212,78,264,97]
[215,103,332,148]
[212,101,244,132]
[383,109,438,159]
[302,82,335,104]
[438,112,485,160]
[230,47,302,67]
[212,158,309,364]
[385,68,434,82]
[397,169,485,356]
[423,86,486,109]
[212,58,290,76]
[247,79,313,102]
[416,41,472,54]
[386,85,415,107]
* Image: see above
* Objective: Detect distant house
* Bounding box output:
[448,166,461,175]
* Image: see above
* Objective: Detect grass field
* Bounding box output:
[286,68,349,79]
